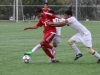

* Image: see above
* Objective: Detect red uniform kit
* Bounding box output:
[36,13,56,43]
[42,8,50,13]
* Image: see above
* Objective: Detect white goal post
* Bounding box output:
[16,0,18,22]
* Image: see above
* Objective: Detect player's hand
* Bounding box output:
[61,18,65,21]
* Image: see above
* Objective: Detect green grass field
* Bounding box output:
[0,21,100,75]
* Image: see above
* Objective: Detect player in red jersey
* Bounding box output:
[23,8,62,63]
[42,3,50,13]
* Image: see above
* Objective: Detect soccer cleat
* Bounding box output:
[97,59,100,63]
[24,51,33,56]
[51,47,56,56]
[74,53,83,61]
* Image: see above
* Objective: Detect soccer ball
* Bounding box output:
[23,55,30,63]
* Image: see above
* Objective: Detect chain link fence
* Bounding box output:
[0,0,100,21]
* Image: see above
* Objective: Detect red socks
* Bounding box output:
[42,42,53,49]
[43,48,54,59]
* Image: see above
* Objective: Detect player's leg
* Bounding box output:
[42,45,58,63]
[40,32,59,62]
[24,44,41,55]
[86,47,100,63]
[24,32,56,56]
[42,46,58,62]
[68,33,83,60]
[40,32,56,50]
[68,38,83,60]
[83,33,100,63]
[51,35,61,56]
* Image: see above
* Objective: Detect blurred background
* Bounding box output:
[0,0,100,22]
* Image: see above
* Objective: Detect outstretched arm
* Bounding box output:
[23,25,39,31]
[47,19,68,27]
[55,15,62,19]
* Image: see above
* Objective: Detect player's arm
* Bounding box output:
[47,19,68,27]
[55,15,62,19]
[23,25,39,31]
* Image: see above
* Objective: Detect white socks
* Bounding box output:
[32,44,41,52]
[94,52,100,59]
[71,44,81,55]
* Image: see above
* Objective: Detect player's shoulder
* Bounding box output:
[45,12,52,16]
[70,16,75,19]
[42,8,45,9]
[67,16,77,23]
[68,16,76,20]
[38,17,43,22]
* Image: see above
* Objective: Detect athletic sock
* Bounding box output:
[43,48,54,59]
[31,44,41,52]
[94,52,100,59]
[51,47,56,56]
[71,44,82,55]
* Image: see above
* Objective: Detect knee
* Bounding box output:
[40,41,43,45]
[42,46,46,51]
[39,40,44,45]
[68,39,74,46]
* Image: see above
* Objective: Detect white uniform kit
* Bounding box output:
[67,17,92,47]
[52,18,62,45]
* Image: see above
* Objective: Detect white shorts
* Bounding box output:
[52,35,61,46]
[71,33,92,47]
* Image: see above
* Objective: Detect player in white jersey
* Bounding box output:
[47,10,100,63]
[49,10,62,56]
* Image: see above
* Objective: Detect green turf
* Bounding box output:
[0,21,100,75]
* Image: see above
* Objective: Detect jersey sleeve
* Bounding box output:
[67,17,74,24]
[36,19,43,27]
[47,13,56,19]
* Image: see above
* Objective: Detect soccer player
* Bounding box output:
[24,10,63,60]
[47,10,100,63]
[23,8,62,63]
[42,3,50,13]
[67,4,73,11]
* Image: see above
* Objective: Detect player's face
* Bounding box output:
[37,12,43,17]
[44,4,48,8]
[64,14,69,19]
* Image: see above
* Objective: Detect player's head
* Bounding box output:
[49,10,55,14]
[35,8,44,17]
[64,10,72,18]
[44,3,48,8]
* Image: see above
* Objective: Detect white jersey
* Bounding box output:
[67,17,90,35]
[53,18,62,36]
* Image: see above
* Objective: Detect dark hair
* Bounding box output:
[49,10,55,14]
[44,3,48,5]
[35,8,43,14]
[65,10,72,16]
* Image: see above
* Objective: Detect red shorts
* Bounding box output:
[43,32,56,43]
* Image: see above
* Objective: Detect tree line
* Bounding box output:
[0,0,100,20]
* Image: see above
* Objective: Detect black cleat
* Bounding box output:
[74,54,83,61]
[97,59,100,63]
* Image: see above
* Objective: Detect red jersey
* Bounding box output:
[42,8,50,13]
[36,13,56,33]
